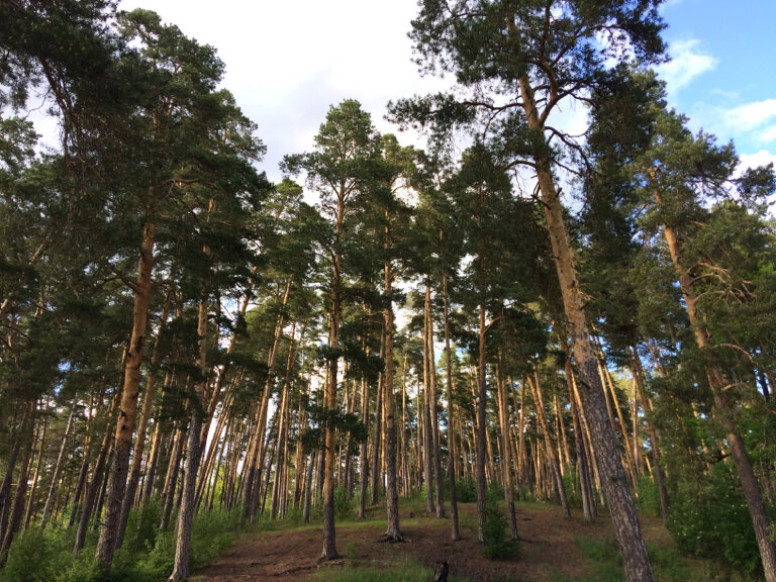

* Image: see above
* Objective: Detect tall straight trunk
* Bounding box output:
[475,302,487,543]
[597,348,637,486]
[442,274,461,540]
[382,255,402,541]
[321,252,342,560]
[657,190,776,581]
[422,285,436,514]
[342,379,355,498]
[0,434,22,539]
[630,345,669,524]
[74,426,113,552]
[496,367,518,540]
[196,389,233,508]
[426,292,445,518]
[168,295,208,581]
[242,280,292,519]
[358,377,370,519]
[67,448,90,530]
[160,427,185,531]
[401,356,411,497]
[564,356,597,522]
[371,359,383,506]
[97,219,156,571]
[117,290,172,549]
[23,413,48,528]
[41,403,77,527]
[554,393,571,473]
[519,76,654,581]
[303,451,315,524]
[142,412,164,502]
[0,401,36,558]
[528,370,570,518]
[271,328,296,519]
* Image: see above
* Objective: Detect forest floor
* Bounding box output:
[190,499,686,582]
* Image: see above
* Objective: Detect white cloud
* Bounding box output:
[657,39,717,94]
[727,99,776,131]
[760,125,776,144]
[739,150,776,171]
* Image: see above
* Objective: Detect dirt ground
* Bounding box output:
[192,501,663,581]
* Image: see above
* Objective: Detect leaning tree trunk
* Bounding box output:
[657,193,776,582]
[519,75,654,582]
[96,219,156,572]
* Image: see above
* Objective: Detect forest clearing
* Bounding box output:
[1,2,775,582]
[192,499,731,582]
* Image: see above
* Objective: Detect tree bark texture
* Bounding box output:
[519,76,654,581]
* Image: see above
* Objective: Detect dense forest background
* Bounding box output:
[1,1,775,581]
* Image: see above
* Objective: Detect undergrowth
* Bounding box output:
[0,503,247,582]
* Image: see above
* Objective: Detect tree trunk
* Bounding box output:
[371,369,383,506]
[117,289,172,547]
[321,259,341,560]
[475,302,487,543]
[23,412,48,528]
[168,294,208,580]
[0,401,36,558]
[630,345,669,525]
[427,295,445,519]
[496,367,518,540]
[422,285,436,515]
[528,369,570,518]
[442,274,461,541]
[74,426,113,552]
[160,427,185,531]
[96,219,156,572]
[382,257,402,541]
[520,75,654,581]
[564,356,597,522]
[358,376,370,520]
[41,403,77,527]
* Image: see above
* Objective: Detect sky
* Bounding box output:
[116,0,776,183]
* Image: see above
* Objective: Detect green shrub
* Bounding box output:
[635,476,661,518]
[482,491,518,560]
[562,471,583,509]
[334,487,353,521]
[124,498,162,553]
[0,527,70,582]
[455,478,477,503]
[574,535,623,582]
[667,464,765,579]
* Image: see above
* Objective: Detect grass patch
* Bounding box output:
[549,534,762,582]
